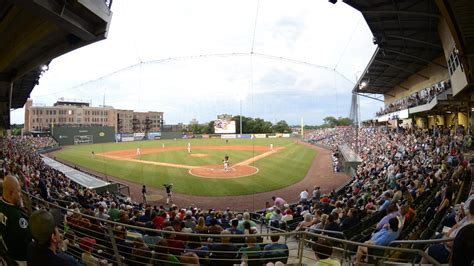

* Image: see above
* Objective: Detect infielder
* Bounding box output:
[270,143,273,151]
[187,142,191,153]
[136,146,141,156]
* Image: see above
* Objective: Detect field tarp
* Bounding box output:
[42,155,110,190]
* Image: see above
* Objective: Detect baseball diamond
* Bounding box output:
[51,138,347,202]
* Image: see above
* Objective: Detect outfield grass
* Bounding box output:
[52,138,315,196]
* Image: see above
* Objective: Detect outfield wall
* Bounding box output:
[116,132,291,141]
[53,126,115,145]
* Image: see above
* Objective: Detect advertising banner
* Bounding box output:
[147,132,161,140]
[238,134,252,139]
[134,133,145,141]
[253,134,267,139]
[282,133,291,138]
[122,137,135,142]
[221,134,237,139]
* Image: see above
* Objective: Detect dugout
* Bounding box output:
[52,125,115,146]
[338,144,362,176]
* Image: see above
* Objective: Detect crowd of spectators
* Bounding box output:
[0,136,292,265]
[292,125,470,262]
[376,80,451,117]
[0,124,471,265]
[305,128,355,172]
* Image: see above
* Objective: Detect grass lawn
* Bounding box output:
[52,138,316,196]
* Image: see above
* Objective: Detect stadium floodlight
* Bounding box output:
[360,81,367,88]
[41,65,49,71]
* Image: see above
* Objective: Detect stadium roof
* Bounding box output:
[344,0,446,94]
[0,0,113,128]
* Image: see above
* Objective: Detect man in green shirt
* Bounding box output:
[108,202,120,221]
[0,175,32,262]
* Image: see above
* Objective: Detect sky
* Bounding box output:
[11,0,382,125]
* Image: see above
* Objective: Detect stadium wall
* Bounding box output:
[161,131,183,139]
[52,126,115,145]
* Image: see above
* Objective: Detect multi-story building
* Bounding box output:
[24,98,163,134]
[132,112,163,133]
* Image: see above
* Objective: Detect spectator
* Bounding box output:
[295,213,313,231]
[130,237,151,266]
[107,202,119,221]
[208,218,224,234]
[422,199,474,264]
[227,219,243,234]
[312,186,321,202]
[79,237,105,266]
[339,208,359,231]
[450,223,474,266]
[272,196,287,210]
[180,252,200,265]
[355,217,399,264]
[312,239,341,266]
[299,189,309,204]
[0,175,31,262]
[237,236,262,260]
[27,209,74,265]
[153,239,180,265]
[210,230,240,266]
[95,204,109,220]
[237,212,257,232]
[263,235,289,261]
[194,216,208,233]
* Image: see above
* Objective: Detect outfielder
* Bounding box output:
[270,143,273,151]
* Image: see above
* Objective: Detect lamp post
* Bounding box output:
[240,98,242,135]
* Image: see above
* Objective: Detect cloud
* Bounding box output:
[11,0,382,126]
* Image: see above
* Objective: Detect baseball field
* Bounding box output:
[52,138,316,196]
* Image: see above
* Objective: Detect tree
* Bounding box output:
[205,120,215,134]
[337,117,353,126]
[323,116,338,128]
[272,120,291,133]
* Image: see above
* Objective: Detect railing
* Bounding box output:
[14,192,444,266]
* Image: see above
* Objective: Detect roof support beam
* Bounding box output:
[362,10,440,19]
[386,35,443,49]
[397,85,410,90]
[382,48,447,68]
[13,0,99,41]
[357,93,384,102]
[374,59,430,79]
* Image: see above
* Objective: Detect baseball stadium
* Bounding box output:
[1,0,474,265]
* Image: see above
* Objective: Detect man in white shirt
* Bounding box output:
[299,189,309,204]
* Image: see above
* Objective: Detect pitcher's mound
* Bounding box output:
[189,165,259,179]
[190,153,209,157]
